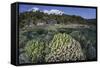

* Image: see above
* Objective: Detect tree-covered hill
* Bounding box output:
[19,10,93,28]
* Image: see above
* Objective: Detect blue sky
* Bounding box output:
[19,4,96,19]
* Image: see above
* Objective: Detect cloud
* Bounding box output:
[43,9,64,15]
[28,7,39,12]
[28,7,64,15]
[43,10,50,14]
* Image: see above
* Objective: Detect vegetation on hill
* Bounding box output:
[19,11,93,28]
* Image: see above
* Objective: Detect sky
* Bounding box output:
[19,4,96,19]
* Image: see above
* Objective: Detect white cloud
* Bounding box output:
[28,7,64,15]
[43,9,64,15]
[43,10,50,14]
[28,7,39,12]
